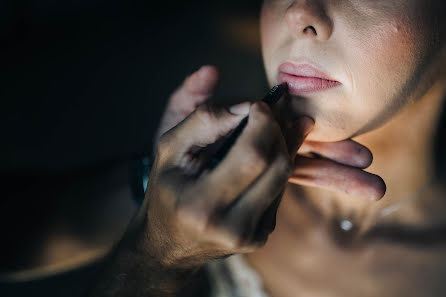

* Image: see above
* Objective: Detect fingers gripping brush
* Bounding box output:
[208,84,287,169]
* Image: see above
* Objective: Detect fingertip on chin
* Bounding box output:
[355,155,373,170]
[358,146,374,169]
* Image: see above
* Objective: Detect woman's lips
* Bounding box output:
[278,62,341,95]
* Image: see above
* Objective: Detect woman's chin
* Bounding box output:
[304,126,355,142]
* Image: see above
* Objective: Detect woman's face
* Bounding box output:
[261,0,444,141]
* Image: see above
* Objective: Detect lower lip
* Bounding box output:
[278,72,341,95]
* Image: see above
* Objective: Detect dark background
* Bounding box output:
[1,0,267,172]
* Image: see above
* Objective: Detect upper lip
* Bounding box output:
[278,62,339,82]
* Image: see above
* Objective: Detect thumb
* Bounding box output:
[284,116,314,158]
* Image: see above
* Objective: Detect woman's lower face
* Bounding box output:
[247,0,446,295]
[260,0,444,142]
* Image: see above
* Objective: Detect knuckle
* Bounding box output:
[194,104,214,122]
[224,234,248,250]
[248,109,280,138]
[242,147,269,174]
[212,224,250,250]
[276,154,293,177]
[250,104,273,125]
[175,202,210,233]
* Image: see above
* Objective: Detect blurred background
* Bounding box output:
[1,0,267,172]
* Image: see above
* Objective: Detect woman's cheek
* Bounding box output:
[260,7,276,61]
[348,20,421,116]
[260,4,291,84]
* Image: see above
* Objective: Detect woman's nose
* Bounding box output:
[285,0,333,41]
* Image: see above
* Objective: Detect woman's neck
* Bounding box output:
[355,78,446,216]
[244,79,446,297]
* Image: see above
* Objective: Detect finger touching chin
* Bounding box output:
[289,156,386,201]
[299,139,373,169]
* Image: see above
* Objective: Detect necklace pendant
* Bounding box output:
[330,218,359,248]
[339,219,354,232]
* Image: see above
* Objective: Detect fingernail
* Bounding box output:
[229,102,251,115]
[294,116,314,136]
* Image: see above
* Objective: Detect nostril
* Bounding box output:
[304,25,317,36]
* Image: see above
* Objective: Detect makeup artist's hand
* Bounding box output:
[143,102,312,268]
[156,65,385,201]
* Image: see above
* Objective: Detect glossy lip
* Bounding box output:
[278,62,341,95]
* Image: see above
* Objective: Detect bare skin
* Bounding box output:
[244,0,446,295]
[245,78,446,297]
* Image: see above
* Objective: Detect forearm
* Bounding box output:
[86,204,199,297]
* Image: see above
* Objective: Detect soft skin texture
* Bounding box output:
[261,0,444,141]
